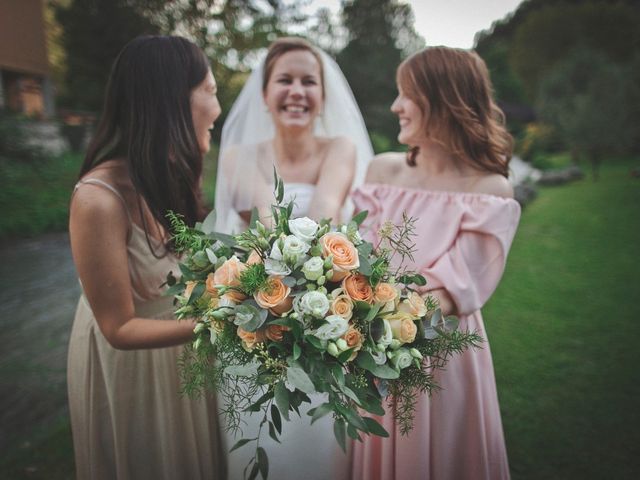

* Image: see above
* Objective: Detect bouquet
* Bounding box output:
[166,173,481,480]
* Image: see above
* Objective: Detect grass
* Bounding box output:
[0,153,83,238]
[1,156,638,479]
[485,156,640,479]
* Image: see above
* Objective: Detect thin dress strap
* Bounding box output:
[74,178,133,225]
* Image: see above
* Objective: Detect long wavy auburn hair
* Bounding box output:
[398,47,512,177]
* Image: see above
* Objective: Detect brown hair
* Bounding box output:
[81,36,209,255]
[397,47,512,176]
[262,37,325,96]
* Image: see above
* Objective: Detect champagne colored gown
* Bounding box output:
[67,178,227,480]
[348,183,520,480]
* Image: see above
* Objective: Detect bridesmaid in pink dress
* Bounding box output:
[348,47,520,480]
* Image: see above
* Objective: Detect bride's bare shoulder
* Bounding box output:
[365,152,405,184]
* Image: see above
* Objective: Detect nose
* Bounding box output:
[289,80,304,97]
[390,96,401,114]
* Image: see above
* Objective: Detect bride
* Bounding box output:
[214,37,373,479]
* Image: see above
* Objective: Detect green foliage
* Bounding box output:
[337,0,424,142]
[0,150,82,237]
[55,0,160,110]
[536,47,638,176]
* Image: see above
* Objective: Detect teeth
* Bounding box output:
[284,106,306,113]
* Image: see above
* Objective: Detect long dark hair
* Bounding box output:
[398,47,512,177]
[80,35,209,253]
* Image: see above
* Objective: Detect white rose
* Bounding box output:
[302,256,324,281]
[299,290,330,318]
[264,258,292,276]
[288,217,319,243]
[269,240,284,261]
[313,314,349,341]
[390,348,414,370]
[377,319,393,348]
[282,235,310,266]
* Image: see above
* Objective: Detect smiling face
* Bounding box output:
[263,50,324,132]
[391,85,428,146]
[190,69,221,154]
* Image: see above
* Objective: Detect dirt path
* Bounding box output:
[0,233,79,452]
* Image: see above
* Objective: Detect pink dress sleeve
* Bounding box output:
[419,199,520,316]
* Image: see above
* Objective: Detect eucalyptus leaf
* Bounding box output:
[358,254,372,276]
[363,417,389,437]
[351,210,368,226]
[286,366,316,394]
[187,283,206,305]
[268,421,281,444]
[346,424,362,441]
[363,303,381,323]
[274,382,290,421]
[331,364,345,386]
[293,343,301,361]
[270,404,282,434]
[229,437,256,453]
[308,402,333,424]
[248,461,260,480]
[201,209,217,234]
[282,276,297,288]
[257,447,269,480]
[356,352,400,379]
[356,241,373,258]
[205,247,218,265]
[334,419,347,452]
[249,207,260,229]
[224,362,259,377]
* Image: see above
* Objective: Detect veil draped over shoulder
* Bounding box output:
[214,48,374,233]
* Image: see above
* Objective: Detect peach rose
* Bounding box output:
[320,232,359,281]
[265,324,290,342]
[386,311,418,344]
[398,291,428,319]
[341,326,364,360]
[342,274,374,304]
[212,256,247,302]
[254,276,293,316]
[184,280,198,299]
[246,250,263,265]
[237,326,267,351]
[374,282,399,304]
[205,273,220,298]
[330,289,354,321]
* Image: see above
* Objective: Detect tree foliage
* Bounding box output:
[54,0,159,110]
[537,47,638,177]
[337,0,424,146]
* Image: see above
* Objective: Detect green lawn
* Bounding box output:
[1,157,638,479]
[486,157,640,479]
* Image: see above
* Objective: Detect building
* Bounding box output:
[0,0,54,118]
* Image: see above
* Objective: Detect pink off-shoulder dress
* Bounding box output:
[348,183,521,480]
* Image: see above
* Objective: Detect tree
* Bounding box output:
[536,47,637,179]
[337,0,424,149]
[55,0,159,110]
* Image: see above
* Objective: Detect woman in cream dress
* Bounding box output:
[67,36,227,479]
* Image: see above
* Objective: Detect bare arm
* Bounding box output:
[308,137,357,222]
[70,186,195,350]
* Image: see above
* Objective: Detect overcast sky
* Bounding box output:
[305,0,524,49]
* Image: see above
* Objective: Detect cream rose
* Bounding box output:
[254,276,293,316]
[398,291,428,319]
[343,274,374,304]
[386,311,418,344]
[320,232,359,281]
[330,290,354,321]
[288,217,319,243]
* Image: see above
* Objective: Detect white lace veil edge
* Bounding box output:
[214,48,374,234]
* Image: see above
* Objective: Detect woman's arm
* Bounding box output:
[70,186,195,350]
[309,137,357,222]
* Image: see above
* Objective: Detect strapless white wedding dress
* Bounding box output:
[225,182,348,480]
